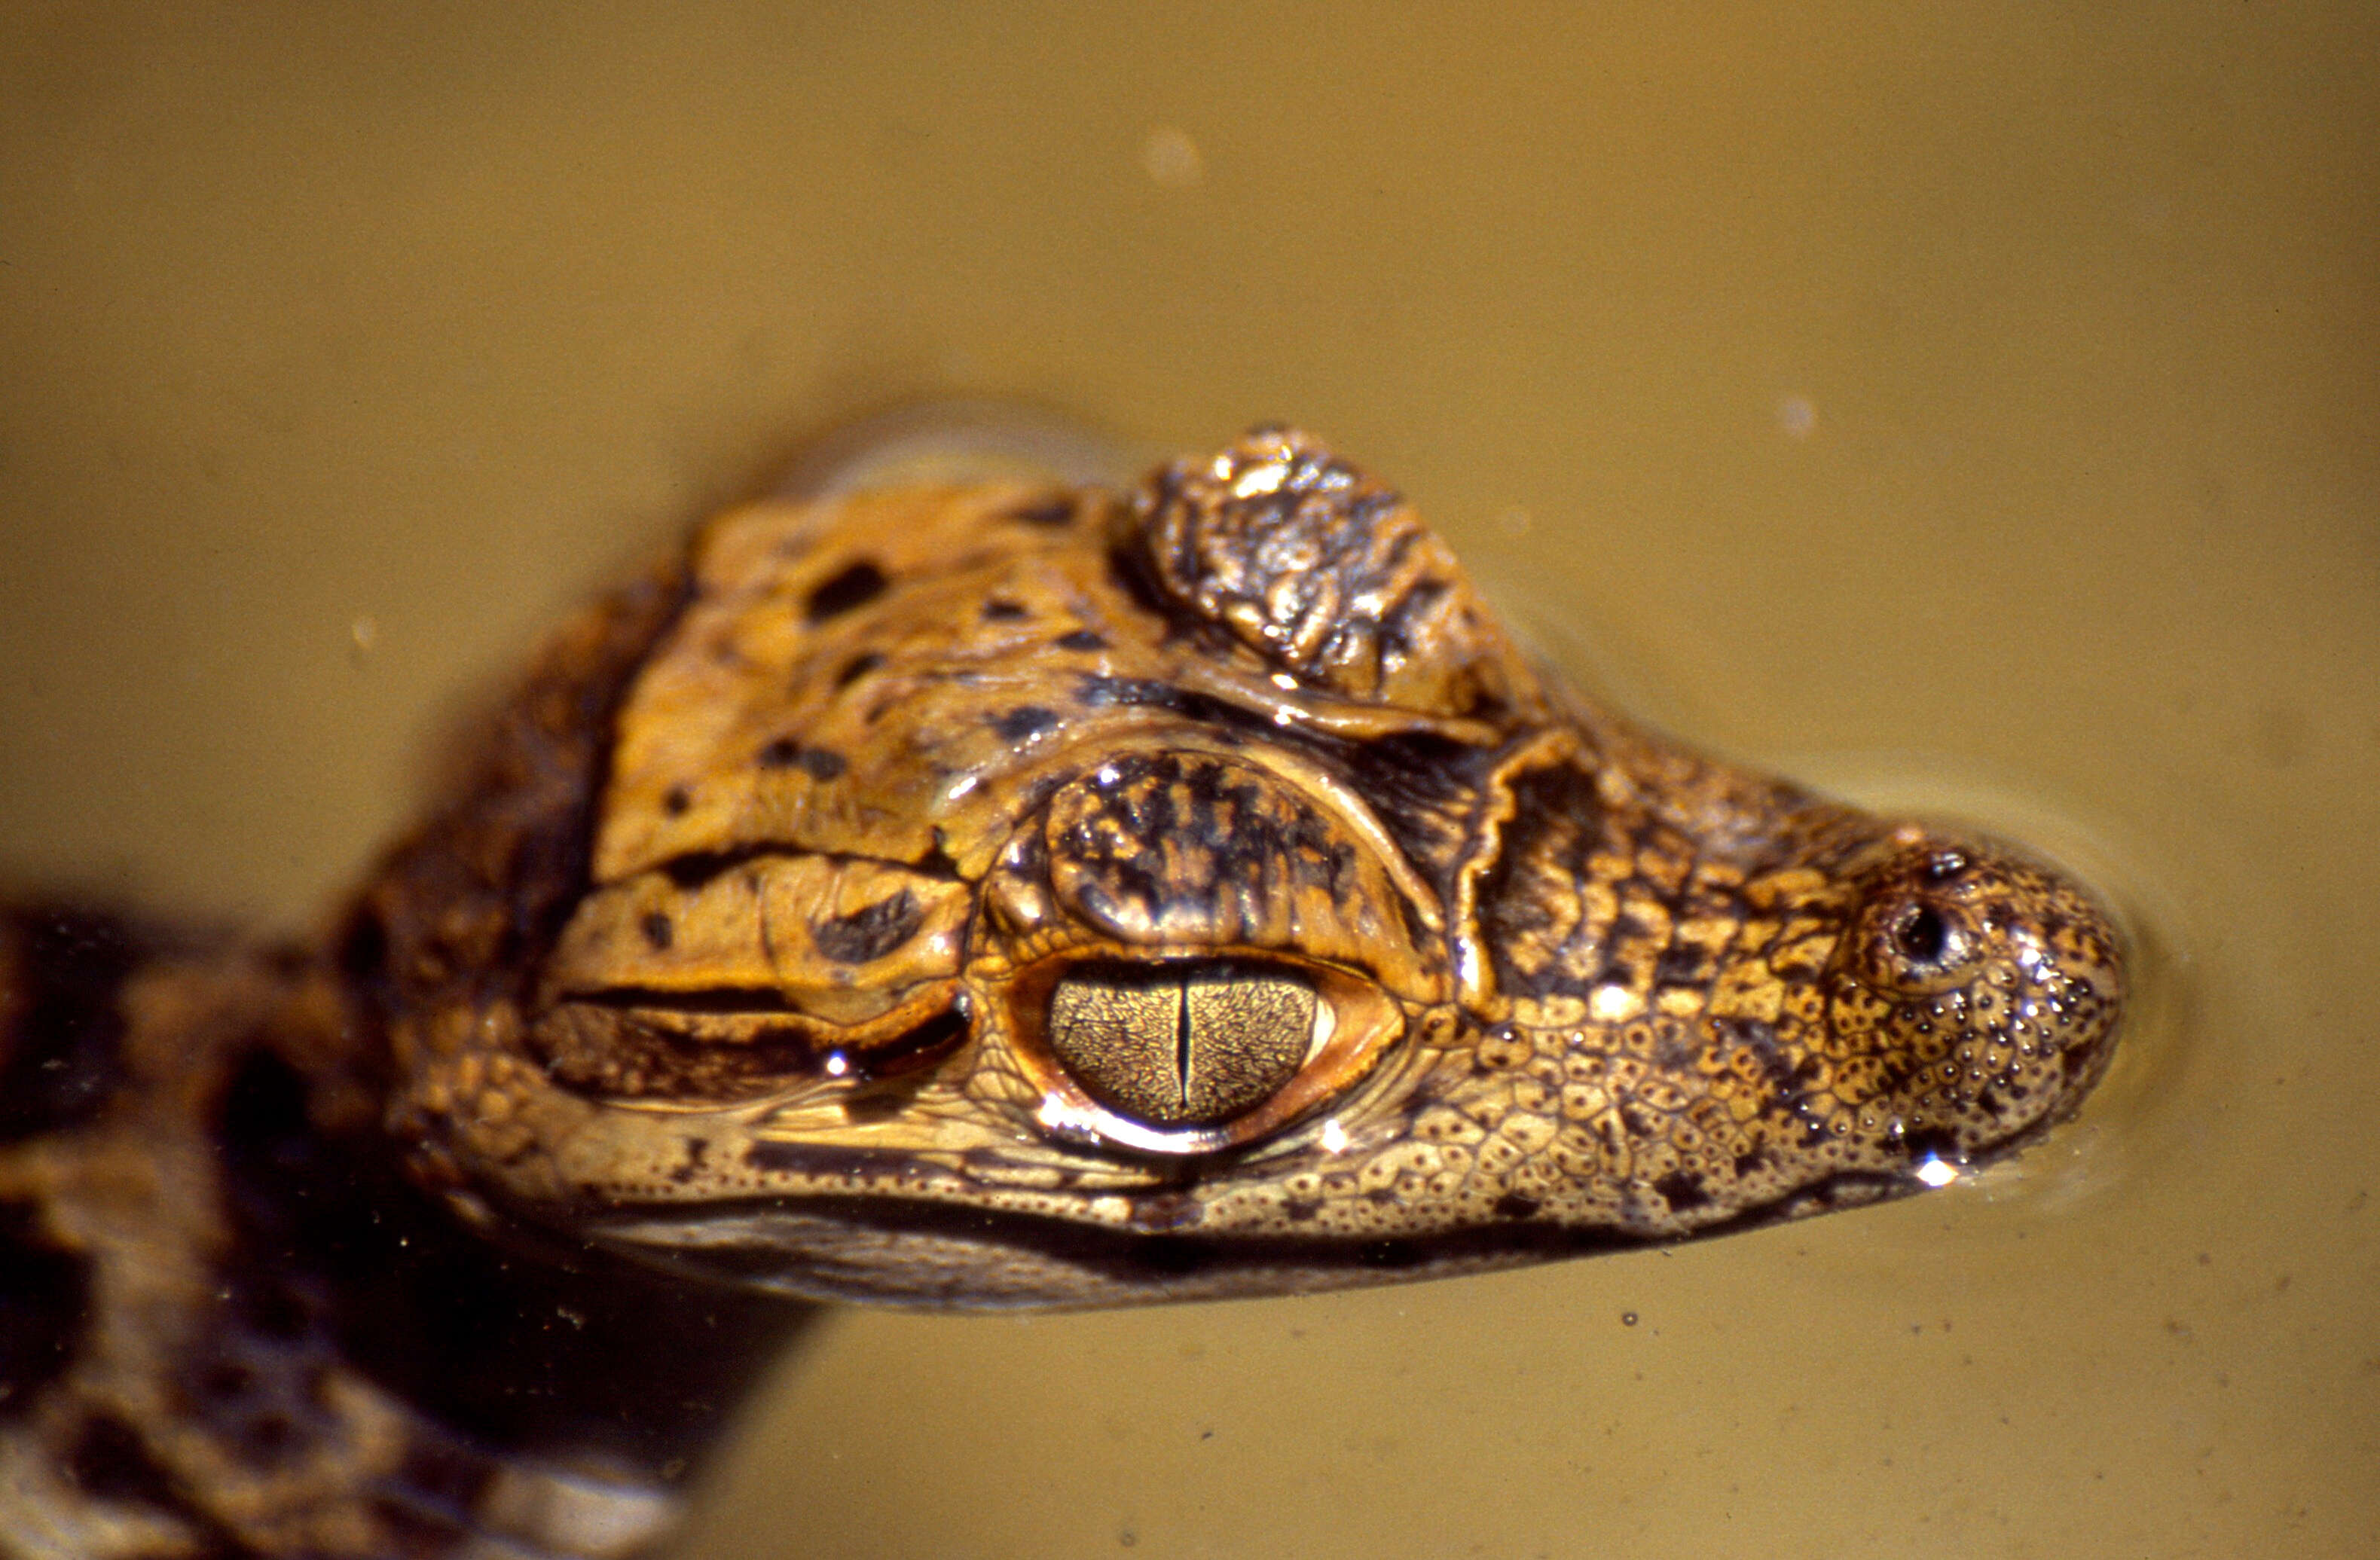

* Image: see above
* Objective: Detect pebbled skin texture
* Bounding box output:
[0,426,2124,1556]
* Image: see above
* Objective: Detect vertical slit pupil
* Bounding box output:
[1044,960,1317,1128]
[1173,977,1193,1109]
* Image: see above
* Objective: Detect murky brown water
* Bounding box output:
[5,6,2375,1556]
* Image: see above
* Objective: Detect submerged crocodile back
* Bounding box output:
[0,902,803,1555]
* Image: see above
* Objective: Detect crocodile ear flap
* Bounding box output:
[1125,427,1542,721]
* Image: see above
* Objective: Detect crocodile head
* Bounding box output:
[353,426,2123,1306]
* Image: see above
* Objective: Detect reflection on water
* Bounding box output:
[3,5,2372,1558]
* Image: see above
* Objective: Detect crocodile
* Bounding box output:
[0,421,2124,1557]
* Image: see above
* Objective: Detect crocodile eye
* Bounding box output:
[1046,961,1318,1128]
[1850,893,1978,996]
[1004,951,1405,1154]
[1840,838,2011,1000]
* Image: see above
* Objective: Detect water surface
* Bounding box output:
[2,7,2372,1556]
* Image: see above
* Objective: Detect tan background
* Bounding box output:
[3,5,2375,1556]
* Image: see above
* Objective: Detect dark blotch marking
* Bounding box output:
[662,785,692,817]
[835,650,885,688]
[758,737,802,767]
[990,706,1059,742]
[1653,945,1709,988]
[0,906,141,1142]
[1468,763,1612,1002]
[1653,1171,1709,1211]
[1492,1192,1541,1220]
[1007,493,1076,527]
[812,890,924,966]
[233,1408,300,1467]
[798,747,847,781]
[67,1414,182,1507]
[1055,629,1107,652]
[0,1200,88,1417]
[804,560,889,623]
[640,912,673,951]
[982,599,1028,621]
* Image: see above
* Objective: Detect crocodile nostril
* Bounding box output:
[1920,850,1969,885]
[1895,905,1949,964]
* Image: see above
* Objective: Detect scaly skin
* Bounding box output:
[0,426,2123,1556]
[377,426,2125,1303]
